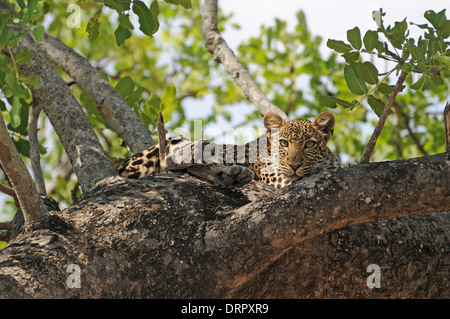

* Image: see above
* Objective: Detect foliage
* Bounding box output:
[0,1,449,236]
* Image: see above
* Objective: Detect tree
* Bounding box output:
[0,0,449,299]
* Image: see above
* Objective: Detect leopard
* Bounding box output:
[116,112,342,189]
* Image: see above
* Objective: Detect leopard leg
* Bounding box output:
[187,164,254,186]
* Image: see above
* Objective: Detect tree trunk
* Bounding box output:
[0,152,448,298]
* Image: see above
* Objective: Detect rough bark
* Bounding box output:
[0,112,49,231]
[12,33,117,193]
[39,33,155,153]
[0,153,448,298]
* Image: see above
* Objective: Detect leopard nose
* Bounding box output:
[290,164,300,171]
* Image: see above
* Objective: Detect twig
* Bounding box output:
[28,98,47,195]
[0,222,11,230]
[157,111,167,172]
[384,43,405,64]
[202,0,287,121]
[0,182,16,199]
[393,102,428,156]
[445,102,450,152]
[360,71,408,163]
[71,181,80,204]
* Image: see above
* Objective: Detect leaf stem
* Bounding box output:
[7,46,18,76]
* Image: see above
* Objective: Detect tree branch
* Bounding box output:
[157,111,167,172]
[202,152,450,295]
[38,33,155,153]
[0,111,49,231]
[445,102,450,152]
[0,152,447,297]
[202,0,288,121]
[28,99,46,195]
[0,182,16,199]
[11,32,117,193]
[360,71,407,163]
[393,101,428,156]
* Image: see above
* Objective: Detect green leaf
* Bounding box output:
[347,27,362,50]
[428,74,444,87]
[410,74,425,90]
[86,10,101,42]
[18,75,41,89]
[424,9,446,29]
[164,0,192,9]
[437,20,450,39]
[161,85,177,122]
[104,0,131,12]
[118,13,134,30]
[115,24,132,46]
[15,48,34,65]
[161,85,176,107]
[342,51,360,63]
[10,96,22,128]
[319,95,355,109]
[384,18,408,49]
[32,25,45,43]
[150,0,160,34]
[115,76,135,98]
[0,29,14,50]
[132,0,157,37]
[409,46,425,64]
[377,83,394,94]
[4,73,28,98]
[319,95,337,108]
[357,61,379,85]
[363,30,379,51]
[367,95,385,117]
[0,12,10,33]
[326,39,353,53]
[344,63,368,95]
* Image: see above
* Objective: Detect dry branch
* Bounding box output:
[202,0,288,121]
[39,33,155,153]
[360,71,408,163]
[28,100,46,195]
[445,102,450,152]
[157,111,167,171]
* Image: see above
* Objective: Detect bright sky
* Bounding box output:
[220,0,449,52]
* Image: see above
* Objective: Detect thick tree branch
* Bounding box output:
[202,152,450,294]
[0,152,447,298]
[0,112,49,231]
[360,71,407,163]
[11,33,117,193]
[39,33,155,153]
[202,0,288,121]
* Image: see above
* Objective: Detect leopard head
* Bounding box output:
[263,112,336,179]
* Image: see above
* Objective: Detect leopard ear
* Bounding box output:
[263,113,285,130]
[311,112,335,144]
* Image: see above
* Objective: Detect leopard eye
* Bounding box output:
[279,139,289,147]
[304,140,316,148]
